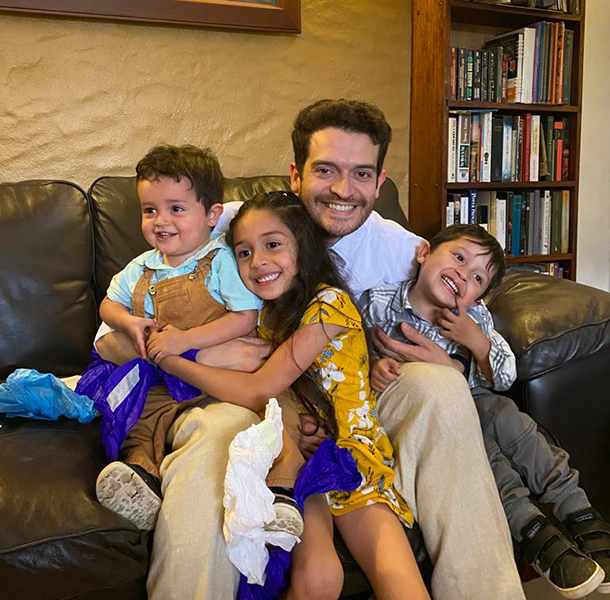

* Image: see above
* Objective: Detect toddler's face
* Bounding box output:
[138,176,222,268]
[232,209,299,301]
[415,237,496,310]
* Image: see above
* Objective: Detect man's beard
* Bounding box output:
[308,192,374,240]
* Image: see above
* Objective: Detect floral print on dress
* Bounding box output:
[258,285,413,527]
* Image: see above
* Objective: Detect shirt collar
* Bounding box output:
[138,235,227,270]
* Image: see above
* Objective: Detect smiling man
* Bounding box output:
[148,99,525,600]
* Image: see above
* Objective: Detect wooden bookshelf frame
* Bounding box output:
[409,0,585,279]
[0,0,301,33]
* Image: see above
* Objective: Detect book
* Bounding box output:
[551,190,562,253]
[447,116,457,183]
[562,28,574,104]
[512,193,522,256]
[522,113,531,182]
[466,49,474,101]
[561,189,570,253]
[457,113,471,183]
[539,123,549,179]
[553,120,564,181]
[468,189,477,224]
[480,111,493,182]
[520,193,529,255]
[555,22,565,104]
[460,194,469,224]
[446,200,455,226]
[470,113,480,182]
[496,194,507,250]
[491,115,504,182]
[544,115,555,179]
[541,190,552,254]
[562,117,570,180]
[477,191,492,231]
[502,115,512,182]
[450,47,457,101]
[458,48,466,101]
[481,50,489,102]
[473,50,482,101]
[486,32,523,103]
[530,114,540,181]
[488,191,498,239]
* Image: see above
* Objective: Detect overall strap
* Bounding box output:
[132,268,155,318]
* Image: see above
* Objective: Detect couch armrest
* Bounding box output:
[485,272,610,381]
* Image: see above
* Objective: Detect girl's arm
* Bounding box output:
[160,321,347,412]
[146,310,258,361]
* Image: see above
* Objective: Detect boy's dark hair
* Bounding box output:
[429,224,506,297]
[227,190,357,438]
[135,144,224,211]
[291,99,392,179]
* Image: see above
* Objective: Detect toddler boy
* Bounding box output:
[361,224,610,599]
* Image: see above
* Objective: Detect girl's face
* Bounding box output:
[232,209,299,301]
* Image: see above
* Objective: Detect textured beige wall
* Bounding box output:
[577,0,610,291]
[0,1,411,202]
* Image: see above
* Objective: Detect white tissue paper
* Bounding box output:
[223,397,300,585]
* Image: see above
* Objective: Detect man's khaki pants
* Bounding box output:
[147,363,525,600]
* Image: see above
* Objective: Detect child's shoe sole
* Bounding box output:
[264,493,304,537]
[96,462,161,531]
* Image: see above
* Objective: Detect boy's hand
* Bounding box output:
[370,357,402,393]
[123,314,157,359]
[372,325,462,372]
[298,414,329,460]
[438,296,487,351]
[147,324,190,362]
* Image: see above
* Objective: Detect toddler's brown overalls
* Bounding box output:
[119,250,304,487]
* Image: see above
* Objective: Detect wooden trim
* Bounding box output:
[505,253,573,264]
[0,0,301,33]
[447,181,577,190]
[450,0,581,26]
[448,101,579,112]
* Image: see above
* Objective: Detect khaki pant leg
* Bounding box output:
[120,386,203,480]
[378,362,525,600]
[147,401,260,600]
[266,390,305,488]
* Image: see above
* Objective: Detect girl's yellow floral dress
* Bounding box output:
[259,285,413,527]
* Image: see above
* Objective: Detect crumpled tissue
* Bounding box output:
[0,369,96,422]
[224,398,299,586]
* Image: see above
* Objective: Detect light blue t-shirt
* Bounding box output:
[107,234,262,318]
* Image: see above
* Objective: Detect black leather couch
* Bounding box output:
[1,176,609,600]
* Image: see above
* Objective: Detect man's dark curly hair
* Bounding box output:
[291,99,392,179]
[429,224,506,298]
[136,144,224,212]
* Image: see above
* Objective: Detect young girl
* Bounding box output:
[158,191,430,600]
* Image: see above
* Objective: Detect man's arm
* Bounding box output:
[146,310,258,361]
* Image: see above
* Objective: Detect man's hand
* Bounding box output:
[195,337,272,372]
[147,324,190,363]
[122,314,157,359]
[370,357,402,393]
[372,325,462,372]
[298,413,329,460]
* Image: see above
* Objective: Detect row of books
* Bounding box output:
[462,0,580,15]
[508,262,568,278]
[450,21,574,104]
[445,189,570,257]
[448,111,570,183]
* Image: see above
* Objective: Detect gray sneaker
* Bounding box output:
[96,462,162,531]
[264,492,304,537]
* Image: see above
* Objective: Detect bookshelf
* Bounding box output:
[409,0,585,279]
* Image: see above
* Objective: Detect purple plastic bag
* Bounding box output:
[237,439,361,599]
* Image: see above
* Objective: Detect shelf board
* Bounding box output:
[447,181,576,190]
[449,1,582,27]
[448,101,579,113]
[505,253,573,263]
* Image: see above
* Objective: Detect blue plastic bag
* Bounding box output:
[0,369,96,423]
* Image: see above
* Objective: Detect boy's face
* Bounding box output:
[138,176,223,268]
[415,237,496,311]
[289,127,387,244]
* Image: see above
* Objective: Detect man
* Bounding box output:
[147,99,525,600]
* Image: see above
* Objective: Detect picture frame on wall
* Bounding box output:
[0,0,301,33]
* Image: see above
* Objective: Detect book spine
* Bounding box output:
[470,113,480,183]
[512,193,522,256]
[551,190,562,253]
[460,194,469,225]
[533,22,541,103]
[469,189,477,225]
[545,115,555,179]
[526,192,535,255]
[446,201,454,227]
[501,51,509,103]
[554,120,564,181]
[520,194,529,255]
[450,47,457,101]
[457,113,471,183]
[448,117,457,183]
[458,48,466,102]
[555,22,565,105]
[496,198,507,251]
[511,117,519,182]
[502,116,512,182]
[561,189,570,253]
[466,49,474,101]
[481,111,492,183]
[533,189,542,255]
[562,29,574,104]
[491,116,504,182]
[473,50,482,102]
[550,22,558,104]
[481,50,489,103]
[542,190,551,255]
[523,113,531,182]
[562,117,570,180]
[530,114,540,181]
[506,192,514,255]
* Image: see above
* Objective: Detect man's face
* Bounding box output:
[290,127,387,243]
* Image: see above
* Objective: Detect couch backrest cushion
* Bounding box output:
[0,181,97,378]
[88,175,409,304]
[485,272,610,380]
